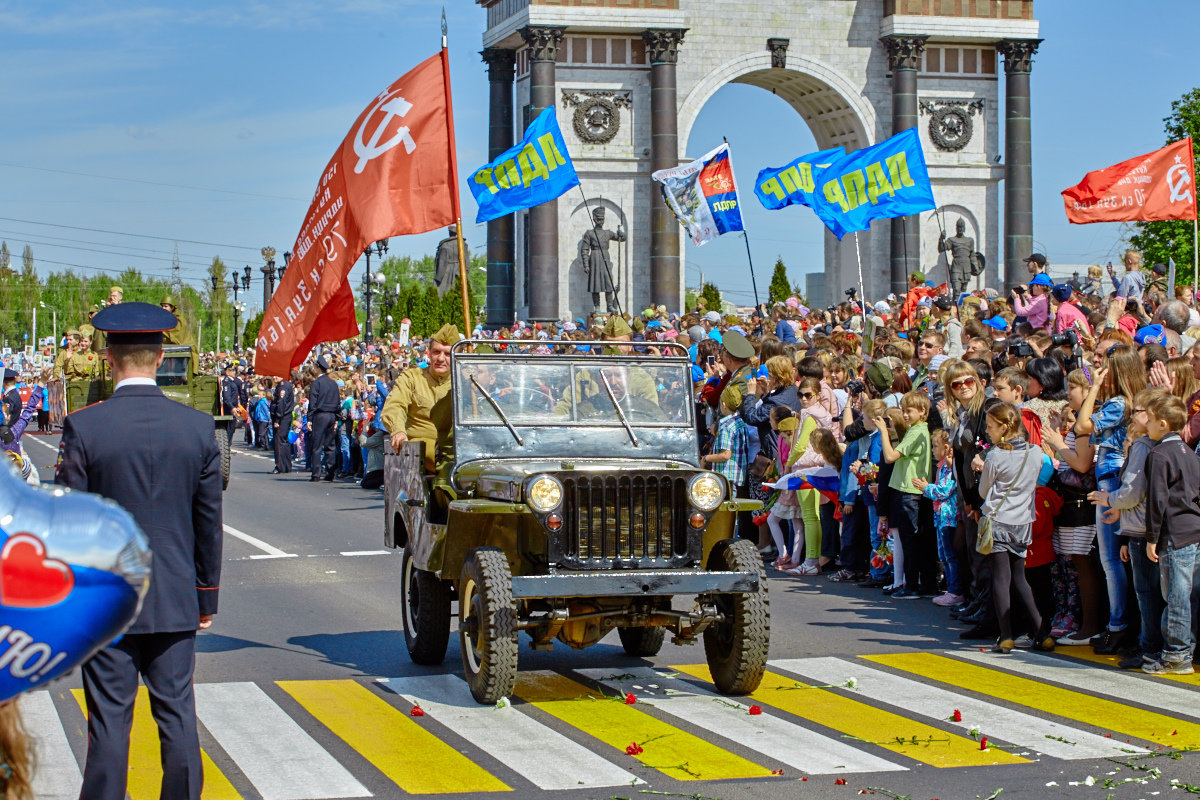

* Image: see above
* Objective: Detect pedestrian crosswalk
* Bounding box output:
[26,648,1200,799]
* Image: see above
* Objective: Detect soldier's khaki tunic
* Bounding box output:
[53,347,73,379]
[90,328,106,353]
[64,350,98,380]
[379,367,452,471]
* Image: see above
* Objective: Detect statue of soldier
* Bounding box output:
[938,218,979,297]
[433,226,469,298]
[580,207,625,313]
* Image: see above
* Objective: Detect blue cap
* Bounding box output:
[1028,273,1053,287]
[1051,284,1074,303]
[983,316,1009,331]
[90,302,178,345]
[1135,324,1167,346]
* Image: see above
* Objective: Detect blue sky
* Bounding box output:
[1,0,1195,312]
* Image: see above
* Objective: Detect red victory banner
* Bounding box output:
[1061,137,1196,225]
[255,51,458,377]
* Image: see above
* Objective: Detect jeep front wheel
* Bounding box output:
[402,544,452,665]
[459,547,518,704]
[703,539,770,695]
[617,626,665,657]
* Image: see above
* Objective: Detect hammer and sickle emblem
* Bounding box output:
[353,91,416,174]
[1167,159,1193,205]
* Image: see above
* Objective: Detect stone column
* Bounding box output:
[999,39,1042,293]
[882,35,927,298]
[481,47,516,329]
[643,29,686,311]
[520,26,565,322]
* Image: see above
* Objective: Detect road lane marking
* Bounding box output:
[281,679,509,794]
[956,648,1200,721]
[383,674,641,790]
[23,435,57,453]
[671,664,1023,769]
[773,657,1143,760]
[23,691,82,800]
[223,524,297,559]
[1055,646,1200,686]
[514,670,772,781]
[867,652,1200,747]
[196,682,368,800]
[340,550,390,557]
[587,667,907,773]
[72,688,240,800]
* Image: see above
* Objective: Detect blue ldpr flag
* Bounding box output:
[469,108,580,224]
[754,147,843,211]
[808,128,936,239]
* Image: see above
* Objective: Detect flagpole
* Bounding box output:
[1194,215,1198,291]
[576,186,622,316]
[440,12,472,333]
[741,231,761,308]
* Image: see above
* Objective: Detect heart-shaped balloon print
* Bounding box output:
[0,533,74,608]
[0,464,150,702]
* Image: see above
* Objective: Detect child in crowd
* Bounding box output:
[1089,387,1162,670]
[705,386,750,508]
[1076,346,1146,654]
[994,367,1041,444]
[834,398,883,583]
[876,407,909,593]
[809,427,848,577]
[1142,393,1200,674]
[873,390,933,599]
[913,429,961,607]
[766,410,799,567]
[788,377,834,574]
[979,402,1051,653]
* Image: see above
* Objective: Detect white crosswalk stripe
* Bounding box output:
[195,682,370,800]
[771,657,1148,760]
[956,649,1200,720]
[579,666,905,775]
[383,674,643,790]
[23,692,82,800]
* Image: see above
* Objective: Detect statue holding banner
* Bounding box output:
[938,218,979,296]
[579,207,625,313]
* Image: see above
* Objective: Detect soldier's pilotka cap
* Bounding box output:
[90,301,177,346]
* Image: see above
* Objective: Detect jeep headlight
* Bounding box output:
[527,475,563,513]
[688,473,724,512]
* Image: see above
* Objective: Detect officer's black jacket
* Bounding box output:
[307,373,340,414]
[55,384,223,633]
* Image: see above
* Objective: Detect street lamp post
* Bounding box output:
[362,239,389,344]
[38,301,58,348]
[261,246,277,309]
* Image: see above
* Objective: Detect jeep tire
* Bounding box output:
[459,547,518,704]
[703,539,769,695]
[215,425,230,490]
[617,626,666,657]
[402,544,452,665]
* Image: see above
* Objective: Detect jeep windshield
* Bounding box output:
[455,358,693,428]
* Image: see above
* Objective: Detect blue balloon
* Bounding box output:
[0,463,150,702]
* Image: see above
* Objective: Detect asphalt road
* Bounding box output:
[20,430,1200,800]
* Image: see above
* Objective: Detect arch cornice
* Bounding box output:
[677,51,877,156]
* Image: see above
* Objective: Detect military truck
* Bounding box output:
[50,344,234,489]
[384,341,766,704]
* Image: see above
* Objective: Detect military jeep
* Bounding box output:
[383,341,766,704]
[51,345,234,489]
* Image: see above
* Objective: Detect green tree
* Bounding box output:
[700,282,722,314]
[767,257,791,303]
[242,311,265,350]
[1128,87,1200,285]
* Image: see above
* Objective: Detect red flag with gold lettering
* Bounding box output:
[1061,137,1196,224]
[255,51,457,377]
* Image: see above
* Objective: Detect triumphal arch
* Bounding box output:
[477,0,1041,324]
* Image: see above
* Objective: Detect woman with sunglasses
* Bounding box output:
[939,360,1002,637]
[783,376,835,575]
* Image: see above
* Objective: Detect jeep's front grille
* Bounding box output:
[557,473,692,568]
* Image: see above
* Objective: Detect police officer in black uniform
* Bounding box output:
[237,365,251,446]
[271,370,295,473]
[220,362,240,443]
[307,353,339,481]
[55,302,222,800]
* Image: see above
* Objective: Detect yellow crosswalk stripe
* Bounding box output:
[675,664,1027,768]
[279,679,510,794]
[866,653,1200,747]
[514,671,773,781]
[1056,646,1200,686]
[71,688,240,800]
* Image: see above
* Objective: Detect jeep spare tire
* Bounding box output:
[703,538,770,695]
[402,544,452,665]
[459,547,519,704]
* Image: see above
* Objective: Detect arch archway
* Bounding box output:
[679,52,884,306]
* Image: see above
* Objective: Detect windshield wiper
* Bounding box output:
[599,371,639,447]
[470,373,524,446]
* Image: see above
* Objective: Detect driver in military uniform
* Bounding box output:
[380,324,457,473]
